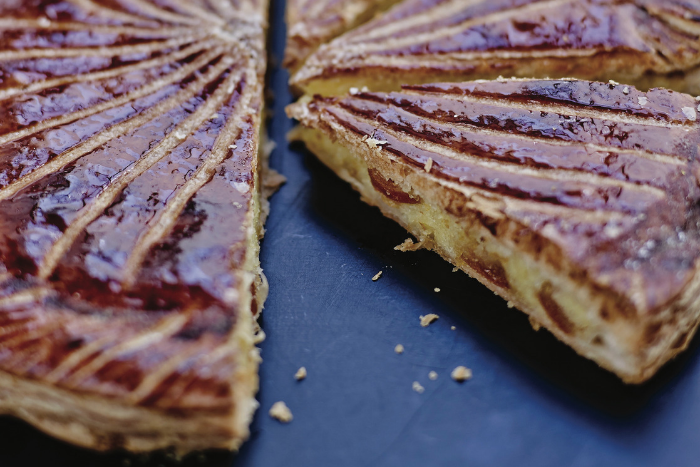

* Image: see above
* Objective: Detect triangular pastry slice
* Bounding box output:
[0,0,271,453]
[291,0,700,96]
[288,79,700,383]
[284,0,402,72]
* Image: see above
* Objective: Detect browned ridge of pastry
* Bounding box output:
[291,0,700,96]
[288,78,700,383]
[284,0,402,72]
[0,0,271,454]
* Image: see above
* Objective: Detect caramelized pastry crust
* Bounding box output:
[284,0,402,72]
[291,0,700,96]
[288,79,700,383]
[0,0,269,453]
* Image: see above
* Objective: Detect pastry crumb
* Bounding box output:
[434,287,440,293]
[683,106,697,121]
[294,367,307,381]
[412,381,425,394]
[269,401,293,423]
[395,238,425,252]
[506,301,515,308]
[365,137,388,150]
[529,316,542,331]
[372,271,383,281]
[395,344,404,354]
[429,371,438,381]
[451,326,456,330]
[452,267,459,273]
[424,157,433,173]
[622,86,629,95]
[420,314,439,327]
[451,366,472,382]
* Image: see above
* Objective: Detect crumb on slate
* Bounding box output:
[451,326,456,331]
[412,381,425,394]
[269,401,293,423]
[295,367,307,381]
[451,366,472,382]
[372,271,383,281]
[395,344,404,354]
[429,371,438,381]
[434,287,440,293]
[420,314,439,327]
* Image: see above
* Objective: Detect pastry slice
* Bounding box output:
[291,0,700,96]
[288,79,700,383]
[284,0,402,72]
[0,0,273,454]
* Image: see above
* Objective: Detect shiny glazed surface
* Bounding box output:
[0,0,267,411]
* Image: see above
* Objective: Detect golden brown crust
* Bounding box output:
[284,0,402,72]
[0,0,269,453]
[288,79,700,382]
[291,0,700,96]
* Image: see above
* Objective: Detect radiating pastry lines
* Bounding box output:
[346,0,482,42]
[43,327,129,384]
[156,0,228,25]
[0,0,270,452]
[338,0,575,51]
[0,50,229,204]
[0,289,53,309]
[208,0,240,19]
[60,313,191,388]
[115,0,207,26]
[0,50,230,201]
[38,58,241,280]
[0,19,190,36]
[371,104,687,166]
[125,340,214,404]
[0,34,201,61]
[292,0,700,97]
[67,0,164,25]
[404,90,699,129]
[122,67,257,287]
[352,94,688,164]
[325,105,669,198]
[0,40,214,103]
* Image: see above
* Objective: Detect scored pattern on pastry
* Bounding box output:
[292,79,700,313]
[284,0,402,70]
[0,0,267,415]
[291,0,700,93]
[289,79,700,381]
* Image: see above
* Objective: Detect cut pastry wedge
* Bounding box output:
[291,0,700,96]
[288,78,700,383]
[0,0,274,454]
[284,0,402,72]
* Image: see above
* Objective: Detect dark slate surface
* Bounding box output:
[1,1,699,466]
